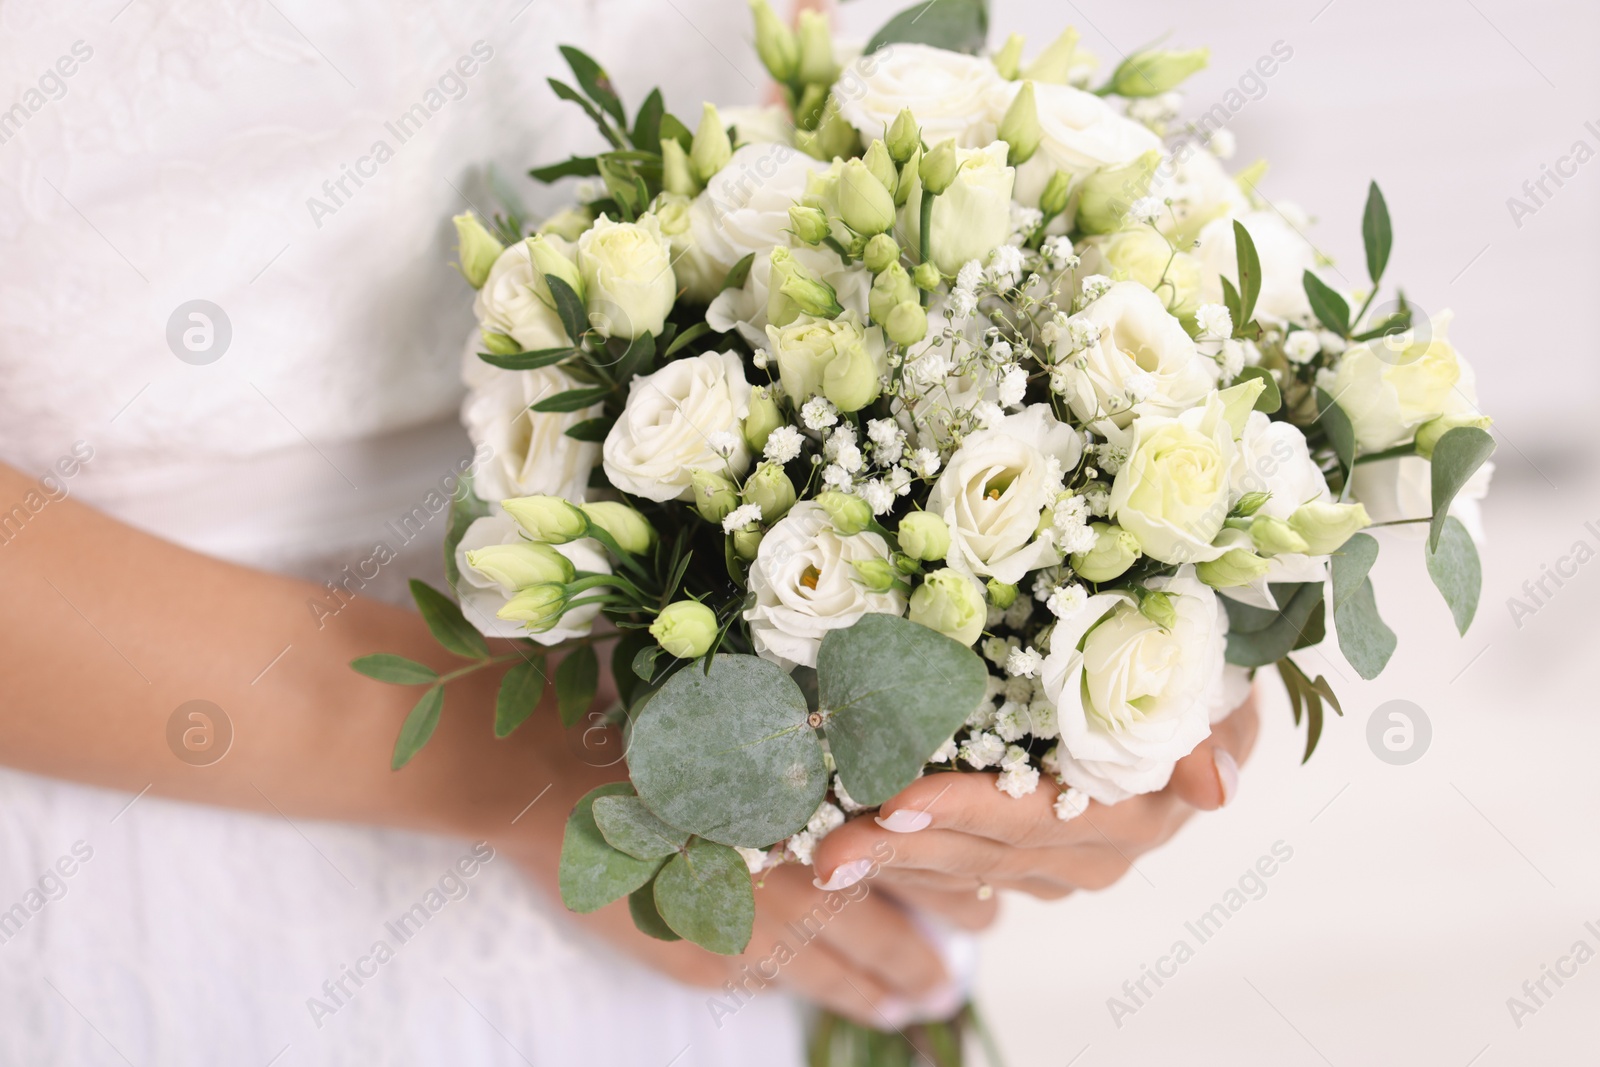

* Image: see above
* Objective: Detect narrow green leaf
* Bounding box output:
[864,0,989,56]
[547,78,623,148]
[1316,387,1358,478]
[653,838,755,955]
[1278,659,1306,728]
[659,113,693,152]
[1426,516,1482,635]
[632,88,665,153]
[555,645,600,728]
[494,658,548,739]
[1233,220,1262,327]
[529,155,601,183]
[409,580,489,660]
[1429,427,1496,551]
[593,795,691,860]
[532,386,611,414]
[564,418,614,442]
[1223,583,1326,668]
[613,331,656,382]
[1331,577,1397,680]
[663,321,712,359]
[477,347,577,371]
[560,45,626,126]
[1363,181,1392,285]
[546,273,589,344]
[631,643,664,682]
[1237,365,1281,413]
[559,783,666,913]
[1302,272,1350,336]
[352,654,438,686]
[1351,308,1412,343]
[391,686,444,770]
[1302,690,1325,764]
[720,253,756,293]
[1219,275,1243,331]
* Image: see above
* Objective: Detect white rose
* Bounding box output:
[1040,570,1226,803]
[1351,454,1494,544]
[903,141,1016,276]
[473,240,575,352]
[454,513,609,644]
[926,405,1085,584]
[835,44,1006,148]
[603,350,753,502]
[460,354,601,503]
[998,80,1162,206]
[707,244,871,351]
[1329,312,1479,452]
[1221,411,1333,608]
[1109,394,1237,564]
[745,501,907,670]
[689,142,825,282]
[1056,282,1217,431]
[578,213,677,339]
[1193,209,1318,321]
[721,105,797,148]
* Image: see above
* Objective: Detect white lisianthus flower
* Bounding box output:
[603,351,753,502]
[926,405,1085,584]
[707,244,871,351]
[835,44,1007,148]
[903,141,1016,276]
[744,502,907,670]
[720,106,797,147]
[1109,394,1237,564]
[1328,312,1480,452]
[689,142,824,282]
[1193,210,1318,321]
[1352,455,1494,544]
[459,354,601,503]
[454,513,609,643]
[1220,411,1334,607]
[1039,570,1226,803]
[995,80,1163,208]
[1055,282,1217,431]
[473,240,575,352]
[577,213,677,339]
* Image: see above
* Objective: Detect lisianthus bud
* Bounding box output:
[1110,48,1210,98]
[885,301,929,346]
[919,140,959,196]
[818,490,873,535]
[1196,548,1272,589]
[993,33,1026,80]
[894,148,921,207]
[794,82,830,129]
[1076,150,1162,235]
[912,262,941,290]
[465,541,575,590]
[1415,413,1493,460]
[503,495,589,543]
[528,234,585,303]
[732,526,765,560]
[1070,523,1140,582]
[497,584,569,631]
[796,10,838,85]
[1218,376,1267,437]
[1023,26,1081,84]
[788,204,830,245]
[1289,501,1372,555]
[744,385,784,453]
[744,462,797,521]
[1040,169,1073,219]
[998,81,1042,167]
[749,0,799,84]
[691,103,733,183]
[898,512,951,561]
[986,579,1018,609]
[690,469,740,524]
[579,501,655,554]
[453,213,504,289]
[1138,590,1177,631]
[1250,515,1311,556]
[863,140,899,197]
[909,568,986,646]
[852,558,900,593]
[838,159,897,236]
[481,329,521,356]
[1231,491,1271,518]
[822,336,884,412]
[650,600,719,659]
[540,206,594,242]
[796,106,861,162]
[770,248,844,322]
[869,263,917,324]
[864,234,901,274]
[661,138,699,197]
[887,108,921,164]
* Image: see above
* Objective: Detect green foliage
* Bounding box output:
[652,838,755,955]
[1330,533,1396,679]
[351,654,438,686]
[627,880,681,942]
[494,658,548,738]
[1426,516,1482,635]
[1316,388,1358,487]
[1429,427,1496,551]
[443,474,491,589]
[555,645,601,728]
[391,686,444,770]
[593,795,691,860]
[1302,271,1351,336]
[410,580,490,660]
[1232,220,1262,327]
[559,783,665,913]
[1363,181,1392,286]
[476,347,578,371]
[1237,365,1281,413]
[1277,657,1342,763]
[865,0,989,56]
[1223,583,1326,669]
[545,274,590,346]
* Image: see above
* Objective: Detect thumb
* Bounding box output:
[1168,687,1261,811]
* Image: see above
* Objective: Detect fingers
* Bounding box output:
[1169,690,1262,811]
[872,881,1002,931]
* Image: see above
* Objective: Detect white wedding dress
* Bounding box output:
[0,2,801,1063]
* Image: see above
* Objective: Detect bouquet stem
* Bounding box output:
[806,1004,1005,1067]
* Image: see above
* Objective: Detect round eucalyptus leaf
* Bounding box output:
[817,613,988,806]
[558,783,665,914]
[629,655,826,848]
[593,794,690,860]
[653,838,755,955]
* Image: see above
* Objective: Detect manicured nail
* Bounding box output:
[877,997,915,1029]
[875,808,932,833]
[813,858,873,892]
[1214,749,1239,807]
[913,979,965,1021]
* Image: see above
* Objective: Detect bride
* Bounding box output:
[0,2,1256,1063]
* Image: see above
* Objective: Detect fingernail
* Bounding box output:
[877,996,915,1029]
[812,858,873,892]
[875,808,932,833]
[1214,749,1239,807]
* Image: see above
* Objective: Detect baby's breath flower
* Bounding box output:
[1195,303,1233,341]
[801,396,839,430]
[1046,582,1088,619]
[909,447,942,478]
[960,731,1006,770]
[956,260,984,294]
[1054,786,1091,821]
[998,364,1028,407]
[859,479,896,515]
[1081,274,1114,303]
[1219,339,1246,379]
[721,503,763,533]
[1129,196,1163,224]
[1006,645,1043,678]
[764,425,803,464]
[1284,331,1321,365]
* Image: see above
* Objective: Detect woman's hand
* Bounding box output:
[809,693,1261,928]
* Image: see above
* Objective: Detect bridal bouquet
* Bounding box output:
[355,0,1495,1057]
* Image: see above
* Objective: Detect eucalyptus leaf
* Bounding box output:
[559,783,665,913]
[628,880,681,942]
[1331,577,1396,680]
[1330,534,1380,613]
[1429,427,1496,551]
[1426,516,1482,635]
[494,657,547,739]
[409,579,489,660]
[1224,583,1326,668]
[1237,365,1281,413]
[555,645,600,728]
[653,838,755,955]
[817,613,988,806]
[593,795,691,860]
[629,655,826,848]
[1302,271,1350,335]
[1363,181,1392,285]
[865,0,989,56]
[391,686,444,770]
[352,654,438,686]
